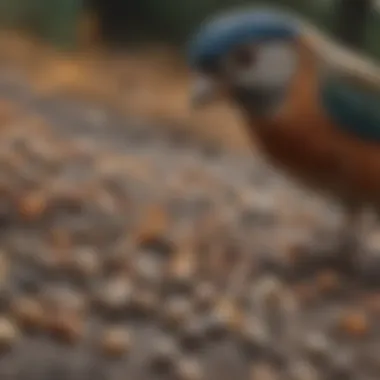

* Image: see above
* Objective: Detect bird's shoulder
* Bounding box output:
[300,23,380,142]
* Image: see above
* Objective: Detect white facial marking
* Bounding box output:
[227,42,298,90]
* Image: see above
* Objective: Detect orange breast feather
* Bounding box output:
[249,40,380,204]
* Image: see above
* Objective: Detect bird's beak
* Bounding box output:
[190,75,218,109]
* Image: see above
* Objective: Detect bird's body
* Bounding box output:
[247,39,380,206]
[188,7,380,260]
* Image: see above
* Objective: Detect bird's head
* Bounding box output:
[188,7,301,117]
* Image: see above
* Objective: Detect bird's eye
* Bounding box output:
[230,46,255,70]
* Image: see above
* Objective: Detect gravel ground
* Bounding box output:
[0,70,379,380]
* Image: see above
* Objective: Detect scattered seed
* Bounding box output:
[175,357,203,380]
[0,317,19,351]
[150,337,179,373]
[100,325,132,358]
[95,276,132,312]
[250,362,279,380]
[161,296,192,330]
[287,359,320,380]
[11,296,44,331]
[315,270,341,295]
[338,310,369,338]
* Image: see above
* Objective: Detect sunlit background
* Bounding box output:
[0,1,377,379]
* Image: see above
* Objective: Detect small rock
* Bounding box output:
[212,298,243,335]
[103,245,131,274]
[42,287,87,315]
[193,282,217,312]
[11,296,44,331]
[134,204,172,255]
[47,313,85,344]
[315,270,341,296]
[166,249,195,293]
[150,337,179,373]
[129,287,158,317]
[303,332,333,363]
[252,276,284,307]
[161,296,193,330]
[95,276,132,312]
[100,325,132,358]
[203,304,231,340]
[178,318,206,352]
[250,362,279,380]
[327,350,355,379]
[0,317,19,351]
[42,287,87,344]
[238,316,271,358]
[135,254,162,284]
[70,247,100,279]
[175,357,203,380]
[287,359,320,380]
[338,310,369,338]
[17,190,48,222]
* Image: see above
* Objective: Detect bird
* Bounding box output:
[187,6,380,265]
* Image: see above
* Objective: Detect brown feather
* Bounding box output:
[245,38,380,205]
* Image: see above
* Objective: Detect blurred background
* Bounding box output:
[0,0,378,148]
[0,1,377,380]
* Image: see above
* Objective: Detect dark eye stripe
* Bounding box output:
[232,46,255,69]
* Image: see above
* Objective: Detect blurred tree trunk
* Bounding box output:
[335,0,372,49]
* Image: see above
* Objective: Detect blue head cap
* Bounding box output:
[188,7,300,70]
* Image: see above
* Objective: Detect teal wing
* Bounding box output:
[320,73,380,142]
[302,22,380,142]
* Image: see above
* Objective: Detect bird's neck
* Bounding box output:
[242,37,322,138]
[239,38,333,174]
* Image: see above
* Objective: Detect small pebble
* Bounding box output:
[129,287,158,317]
[211,298,243,335]
[134,204,171,252]
[100,325,132,358]
[42,287,87,344]
[70,246,100,279]
[238,316,271,357]
[166,250,195,292]
[250,362,279,380]
[17,190,48,221]
[303,331,333,363]
[175,357,203,380]
[252,276,284,307]
[42,287,87,315]
[202,309,229,340]
[287,359,320,380]
[315,270,341,295]
[0,317,19,351]
[95,276,132,312]
[135,254,162,284]
[150,337,179,373]
[338,310,369,338]
[193,282,217,312]
[46,312,85,344]
[161,296,193,329]
[11,296,44,331]
[327,350,355,379]
[178,318,206,352]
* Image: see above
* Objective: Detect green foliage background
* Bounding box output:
[0,0,378,60]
